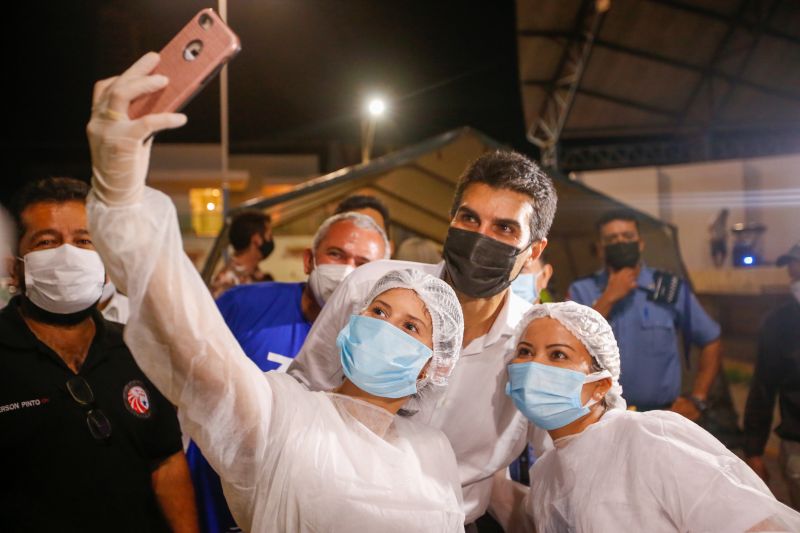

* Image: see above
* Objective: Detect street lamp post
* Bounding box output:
[219,0,231,220]
[361,97,386,163]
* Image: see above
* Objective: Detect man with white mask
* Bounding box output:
[216,211,389,372]
[191,210,389,533]
[0,177,199,532]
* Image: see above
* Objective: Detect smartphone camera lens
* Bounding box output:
[199,13,213,30]
[183,40,204,61]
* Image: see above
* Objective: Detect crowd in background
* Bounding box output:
[1,52,800,533]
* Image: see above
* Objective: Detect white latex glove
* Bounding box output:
[87,52,187,206]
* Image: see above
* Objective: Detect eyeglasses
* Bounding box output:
[66,376,112,440]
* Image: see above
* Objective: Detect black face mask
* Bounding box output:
[604,241,641,270]
[258,238,275,260]
[19,296,97,326]
[443,227,526,299]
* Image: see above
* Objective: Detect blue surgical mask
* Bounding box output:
[511,272,541,302]
[505,361,610,430]
[338,315,433,399]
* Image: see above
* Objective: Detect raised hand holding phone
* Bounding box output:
[87,52,188,206]
[88,8,240,206]
[128,8,240,119]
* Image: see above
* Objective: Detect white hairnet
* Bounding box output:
[362,269,463,387]
[516,301,626,410]
[312,212,390,260]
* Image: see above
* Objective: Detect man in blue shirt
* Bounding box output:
[568,209,722,418]
[189,211,390,533]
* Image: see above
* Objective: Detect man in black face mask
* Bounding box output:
[289,151,557,530]
[210,209,275,298]
[568,209,722,420]
[0,177,199,532]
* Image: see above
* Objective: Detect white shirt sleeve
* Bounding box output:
[87,187,274,491]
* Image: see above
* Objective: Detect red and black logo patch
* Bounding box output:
[123,380,151,418]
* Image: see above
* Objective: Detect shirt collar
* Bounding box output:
[595,263,653,288]
[0,298,34,350]
[0,297,123,370]
[434,261,531,352]
[637,265,654,287]
[462,290,532,355]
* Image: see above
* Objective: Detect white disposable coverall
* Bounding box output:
[524,408,800,532]
[288,259,552,522]
[87,188,465,533]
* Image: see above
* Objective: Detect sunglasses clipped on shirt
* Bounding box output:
[66,375,113,440]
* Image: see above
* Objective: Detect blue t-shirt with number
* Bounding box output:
[187,281,312,533]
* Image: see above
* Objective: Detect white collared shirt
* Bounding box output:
[100,290,130,324]
[289,259,541,523]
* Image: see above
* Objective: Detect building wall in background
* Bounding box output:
[146,143,319,269]
[574,152,800,273]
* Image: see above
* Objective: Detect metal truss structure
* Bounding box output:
[518,0,800,171]
[524,1,607,169]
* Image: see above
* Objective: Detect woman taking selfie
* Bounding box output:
[85,53,465,532]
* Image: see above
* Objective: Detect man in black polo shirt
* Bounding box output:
[0,177,199,532]
[745,242,800,509]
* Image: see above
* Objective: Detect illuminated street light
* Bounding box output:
[362,95,388,163]
[367,98,386,117]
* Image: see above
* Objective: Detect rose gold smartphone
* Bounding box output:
[128,8,241,119]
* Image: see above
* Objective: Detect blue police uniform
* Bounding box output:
[568,266,720,409]
[188,281,312,533]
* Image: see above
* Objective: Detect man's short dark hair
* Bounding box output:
[228,210,272,252]
[334,195,390,230]
[595,209,640,235]
[10,177,89,242]
[449,150,557,243]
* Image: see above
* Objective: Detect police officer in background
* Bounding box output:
[568,209,722,419]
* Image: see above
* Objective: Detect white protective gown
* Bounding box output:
[289,258,555,522]
[525,408,800,533]
[87,187,464,533]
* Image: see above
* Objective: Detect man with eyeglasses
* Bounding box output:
[568,209,722,419]
[0,177,199,533]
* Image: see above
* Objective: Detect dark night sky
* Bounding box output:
[4,1,528,205]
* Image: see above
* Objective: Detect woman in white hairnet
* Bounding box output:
[84,53,465,532]
[501,301,800,533]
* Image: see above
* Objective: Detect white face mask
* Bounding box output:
[23,244,105,314]
[308,262,355,306]
[792,280,800,304]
